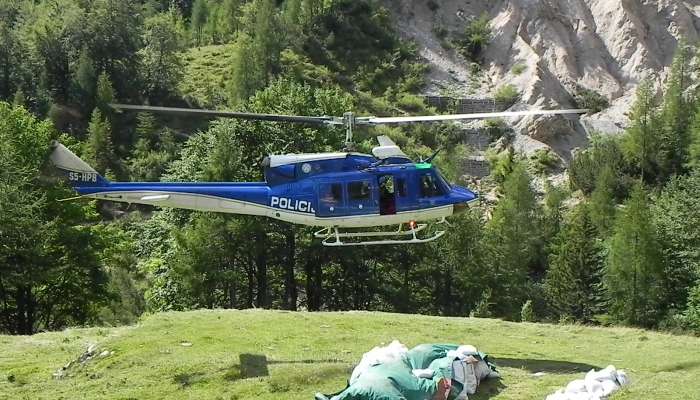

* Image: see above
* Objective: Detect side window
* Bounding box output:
[348,181,371,200]
[331,183,343,200]
[320,183,343,204]
[420,174,443,197]
[396,178,407,197]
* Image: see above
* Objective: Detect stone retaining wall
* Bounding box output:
[423,96,511,113]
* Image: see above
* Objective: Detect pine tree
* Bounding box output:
[687,106,700,171]
[652,172,700,317]
[11,88,25,107]
[658,43,692,180]
[217,0,241,42]
[74,49,96,107]
[136,112,158,142]
[284,0,302,27]
[623,79,660,183]
[229,32,265,104]
[251,0,281,78]
[483,162,541,319]
[542,182,567,244]
[301,0,324,23]
[545,203,604,322]
[85,108,114,175]
[538,182,567,276]
[589,164,617,236]
[190,0,208,46]
[570,135,627,195]
[605,183,665,327]
[95,71,115,113]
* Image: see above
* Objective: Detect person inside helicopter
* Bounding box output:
[379,175,396,215]
[321,183,343,208]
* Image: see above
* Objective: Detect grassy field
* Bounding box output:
[1,310,699,399]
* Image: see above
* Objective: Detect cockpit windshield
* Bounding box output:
[419,169,451,197]
[434,169,451,189]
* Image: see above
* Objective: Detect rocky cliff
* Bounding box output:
[384,0,700,160]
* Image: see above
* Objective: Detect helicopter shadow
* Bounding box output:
[223,353,350,382]
[491,357,600,374]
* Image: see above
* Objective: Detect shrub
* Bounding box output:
[458,13,491,61]
[484,118,508,140]
[397,93,426,112]
[427,0,439,12]
[494,84,519,105]
[530,148,560,174]
[470,288,493,318]
[574,85,609,113]
[469,62,482,75]
[512,63,527,75]
[439,38,453,51]
[486,148,517,185]
[433,25,448,39]
[672,284,700,333]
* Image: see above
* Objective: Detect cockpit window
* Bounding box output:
[420,173,445,197]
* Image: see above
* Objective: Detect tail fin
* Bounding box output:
[49,141,110,189]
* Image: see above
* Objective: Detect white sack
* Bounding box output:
[349,340,408,384]
[545,365,629,400]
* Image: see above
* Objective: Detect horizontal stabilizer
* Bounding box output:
[140,194,170,202]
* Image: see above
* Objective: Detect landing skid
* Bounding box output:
[315,223,445,247]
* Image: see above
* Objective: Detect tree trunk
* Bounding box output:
[255,234,268,308]
[400,261,411,313]
[0,274,12,333]
[17,285,35,335]
[284,230,297,310]
[246,265,254,308]
[304,258,317,311]
[227,281,236,309]
[305,253,323,311]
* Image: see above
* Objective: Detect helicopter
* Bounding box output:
[50,105,586,246]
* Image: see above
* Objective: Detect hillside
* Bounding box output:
[1,310,699,400]
[384,0,700,158]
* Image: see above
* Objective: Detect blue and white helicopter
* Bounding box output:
[51,105,586,246]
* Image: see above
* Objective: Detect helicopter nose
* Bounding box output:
[453,202,471,214]
[451,186,478,214]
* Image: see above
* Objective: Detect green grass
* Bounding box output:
[178,44,236,108]
[1,310,699,399]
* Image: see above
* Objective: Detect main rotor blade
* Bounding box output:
[110,104,341,125]
[362,109,589,125]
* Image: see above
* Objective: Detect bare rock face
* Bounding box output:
[383,0,700,159]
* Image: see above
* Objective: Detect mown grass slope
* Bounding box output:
[1,310,699,399]
[179,44,235,108]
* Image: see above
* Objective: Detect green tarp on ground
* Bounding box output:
[319,344,493,400]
